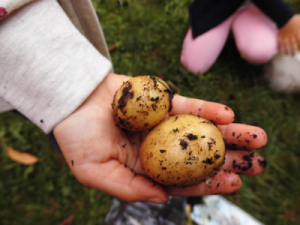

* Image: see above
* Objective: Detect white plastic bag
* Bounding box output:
[191,195,263,225]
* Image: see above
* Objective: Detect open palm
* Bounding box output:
[54,73,267,204]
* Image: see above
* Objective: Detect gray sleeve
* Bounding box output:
[0,97,14,112]
[0,0,112,133]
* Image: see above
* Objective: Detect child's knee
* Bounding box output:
[180,52,211,75]
[239,41,277,64]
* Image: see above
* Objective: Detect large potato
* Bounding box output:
[140,115,225,188]
[112,75,173,131]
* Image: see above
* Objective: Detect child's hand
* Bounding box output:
[278,15,300,55]
[53,73,267,203]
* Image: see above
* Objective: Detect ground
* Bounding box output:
[0,0,300,224]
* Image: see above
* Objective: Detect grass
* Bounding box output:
[1,0,300,224]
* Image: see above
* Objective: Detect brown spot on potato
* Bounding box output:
[207,142,213,151]
[180,139,188,150]
[203,157,214,165]
[214,154,220,159]
[186,133,198,140]
[151,104,158,111]
[118,117,126,127]
[160,150,166,153]
[118,82,133,112]
[141,111,149,116]
[151,97,159,101]
[164,90,174,112]
[151,76,158,88]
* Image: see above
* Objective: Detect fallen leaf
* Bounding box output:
[59,215,75,225]
[6,146,39,165]
[109,44,116,52]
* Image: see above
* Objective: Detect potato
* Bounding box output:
[140,115,225,188]
[112,75,173,131]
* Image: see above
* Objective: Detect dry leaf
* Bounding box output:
[6,146,39,165]
[59,215,75,225]
[109,44,116,52]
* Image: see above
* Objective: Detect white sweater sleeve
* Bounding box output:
[0,0,112,133]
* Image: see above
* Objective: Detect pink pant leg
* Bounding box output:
[232,4,278,64]
[180,13,239,75]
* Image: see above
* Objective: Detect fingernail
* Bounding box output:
[146,197,164,204]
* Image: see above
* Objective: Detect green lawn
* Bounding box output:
[1,0,300,224]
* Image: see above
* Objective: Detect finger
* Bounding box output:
[72,160,169,204]
[221,151,266,175]
[278,37,286,53]
[170,95,235,125]
[218,123,267,149]
[283,38,290,55]
[277,37,282,51]
[297,34,300,50]
[290,38,296,56]
[166,170,241,196]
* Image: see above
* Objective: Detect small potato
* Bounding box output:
[112,75,173,131]
[140,115,225,188]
